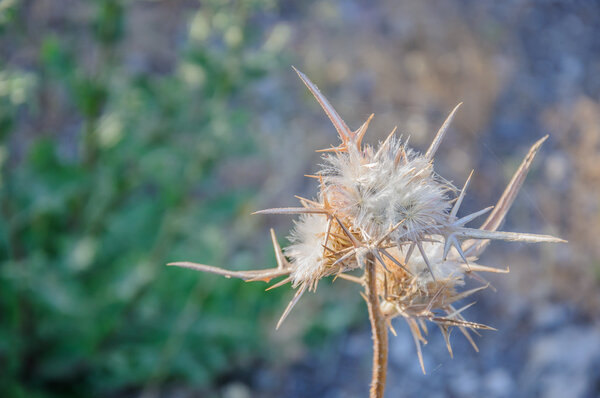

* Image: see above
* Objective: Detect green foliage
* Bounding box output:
[0,1,293,396]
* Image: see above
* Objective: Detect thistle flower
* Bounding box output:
[168,67,565,398]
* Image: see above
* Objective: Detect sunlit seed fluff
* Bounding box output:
[285,214,329,287]
[321,137,452,242]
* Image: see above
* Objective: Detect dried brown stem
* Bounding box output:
[363,253,388,398]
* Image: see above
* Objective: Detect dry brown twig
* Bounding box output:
[167,67,565,398]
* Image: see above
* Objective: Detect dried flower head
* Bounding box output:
[168,67,565,397]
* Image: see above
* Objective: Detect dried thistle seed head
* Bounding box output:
[250,68,562,366]
[168,67,566,377]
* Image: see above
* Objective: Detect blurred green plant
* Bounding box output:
[0,1,303,396]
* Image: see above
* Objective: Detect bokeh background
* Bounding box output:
[1,0,598,397]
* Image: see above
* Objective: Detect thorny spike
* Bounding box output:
[276,284,307,330]
[419,319,428,335]
[466,269,494,289]
[372,249,391,273]
[252,207,329,215]
[438,325,453,358]
[266,276,292,291]
[332,269,342,282]
[432,316,496,331]
[315,145,347,153]
[335,217,362,247]
[420,237,442,244]
[452,305,483,338]
[325,244,354,256]
[321,217,333,252]
[379,248,412,274]
[318,175,330,209]
[388,321,398,337]
[270,229,288,270]
[441,234,470,267]
[463,263,509,273]
[354,113,374,149]
[456,228,566,243]
[374,126,398,160]
[167,262,289,283]
[481,135,548,232]
[404,242,416,265]
[335,273,364,285]
[375,219,406,246]
[321,244,337,254]
[458,325,479,352]
[448,284,489,304]
[455,206,494,227]
[407,318,427,374]
[452,236,470,266]
[451,170,474,218]
[246,272,291,283]
[425,283,448,314]
[446,303,482,350]
[331,248,357,267]
[464,135,550,256]
[425,102,462,160]
[294,195,320,207]
[442,236,454,261]
[394,145,407,167]
[417,241,436,281]
[292,66,353,144]
[446,301,477,318]
[359,291,369,305]
[443,230,474,262]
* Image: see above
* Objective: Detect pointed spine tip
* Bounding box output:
[354,113,375,149]
[252,207,329,215]
[292,65,353,143]
[425,102,462,160]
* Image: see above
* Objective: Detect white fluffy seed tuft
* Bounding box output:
[285,214,329,287]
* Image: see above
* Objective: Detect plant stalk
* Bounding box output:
[364,252,388,398]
